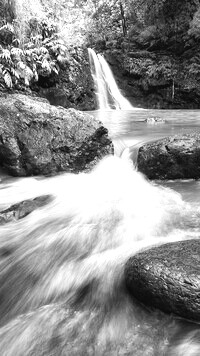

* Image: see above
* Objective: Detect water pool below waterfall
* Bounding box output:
[91,109,200,202]
[1,109,200,355]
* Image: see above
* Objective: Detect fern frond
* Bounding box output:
[24,66,33,77]
[24,76,29,86]
[52,66,59,75]
[24,49,33,57]
[39,46,48,54]
[1,49,11,60]
[33,69,38,81]
[41,59,51,71]
[10,67,20,79]
[58,44,67,53]
[3,71,12,88]
[10,47,23,58]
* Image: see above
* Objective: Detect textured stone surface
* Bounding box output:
[0,93,113,176]
[34,46,96,111]
[125,239,200,321]
[137,133,200,180]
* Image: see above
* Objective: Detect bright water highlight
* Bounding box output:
[88,48,133,110]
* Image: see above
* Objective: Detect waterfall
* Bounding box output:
[88,48,133,110]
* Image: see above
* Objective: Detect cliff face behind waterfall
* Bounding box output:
[95,0,200,109]
[1,0,200,109]
[35,46,96,111]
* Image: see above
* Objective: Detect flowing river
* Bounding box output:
[0,108,200,355]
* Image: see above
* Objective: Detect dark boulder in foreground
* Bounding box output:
[125,239,200,321]
[0,195,52,224]
[137,133,200,180]
[0,94,113,176]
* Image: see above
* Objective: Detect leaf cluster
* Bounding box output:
[126,55,176,83]
[0,17,71,90]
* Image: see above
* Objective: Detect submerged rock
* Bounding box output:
[0,195,52,224]
[0,94,113,176]
[145,117,165,124]
[137,133,200,180]
[125,239,200,322]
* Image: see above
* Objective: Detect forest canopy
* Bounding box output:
[0,0,200,90]
[2,0,199,48]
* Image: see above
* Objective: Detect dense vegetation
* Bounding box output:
[0,0,200,108]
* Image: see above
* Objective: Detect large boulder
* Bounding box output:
[137,133,200,180]
[0,94,113,176]
[125,239,200,321]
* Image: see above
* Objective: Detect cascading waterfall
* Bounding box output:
[88,48,133,110]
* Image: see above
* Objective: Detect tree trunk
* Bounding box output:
[119,1,127,36]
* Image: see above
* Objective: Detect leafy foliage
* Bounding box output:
[0,11,73,89]
[0,0,199,93]
[125,55,176,84]
[0,0,96,91]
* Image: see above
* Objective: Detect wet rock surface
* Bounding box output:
[125,239,200,321]
[0,93,113,176]
[0,195,52,224]
[104,49,200,110]
[33,46,96,111]
[137,133,200,180]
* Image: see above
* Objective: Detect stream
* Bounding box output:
[0,108,200,355]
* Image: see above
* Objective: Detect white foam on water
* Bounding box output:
[0,156,199,355]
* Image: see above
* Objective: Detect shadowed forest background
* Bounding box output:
[1,0,200,109]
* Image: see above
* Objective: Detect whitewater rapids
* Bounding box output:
[0,156,199,355]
